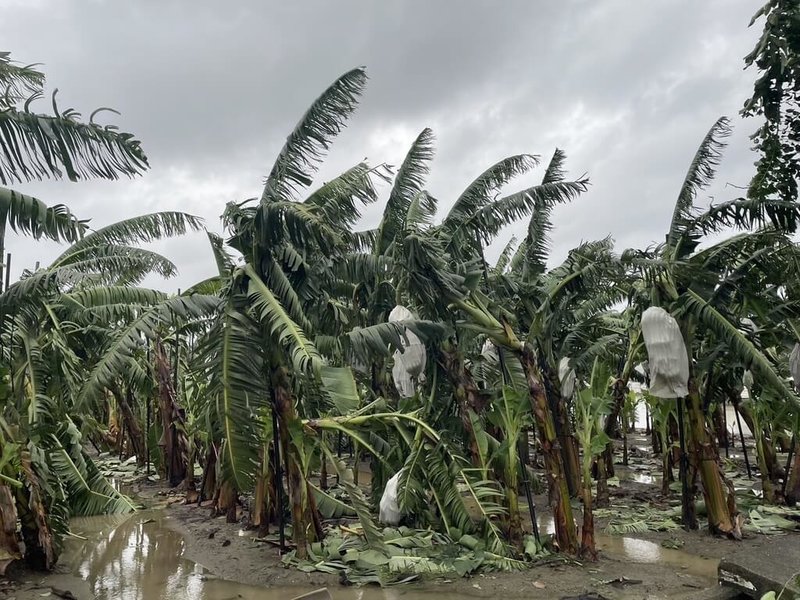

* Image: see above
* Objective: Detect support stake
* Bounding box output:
[733,400,752,479]
[783,434,796,499]
[271,397,286,553]
[723,396,729,458]
[677,397,692,530]
[519,435,540,545]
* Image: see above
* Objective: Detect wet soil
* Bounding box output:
[3,431,794,600]
[2,484,722,600]
[159,496,721,599]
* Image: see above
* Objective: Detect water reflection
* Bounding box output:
[65,512,215,600]
[531,512,717,579]
[615,467,658,485]
[59,509,717,599]
[596,536,718,578]
[60,511,475,600]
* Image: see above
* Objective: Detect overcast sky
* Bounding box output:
[1,0,763,291]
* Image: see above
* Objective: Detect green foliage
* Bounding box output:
[576,358,614,476]
[195,301,266,492]
[595,506,681,535]
[0,52,44,103]
[442,154,538,244]
[7,32,800,581]
[667,117,732,253]
[261,67,367,203]
[281,522,533,585]
[0,187,85,243]
[743,0,800,203]
[747,506,800,534]
[375,128,435,256]
[47,421,136,516]
[0,52,147,184]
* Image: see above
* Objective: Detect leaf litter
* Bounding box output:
[279,523,551,585]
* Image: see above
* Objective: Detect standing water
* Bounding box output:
[32,508,719,599]
[533,514,719,580]
[57,511,480,600]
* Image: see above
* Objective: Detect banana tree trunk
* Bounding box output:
[252,444,274,535]
[216,480,238,523]
[669,410,683,477]
[437,344,487,467]
[738,401,782,502]
[661,449,673,495]
[762,430,782,502]
[712,402,729,450]
[658,425,674,495]
[16,454,57,570]
[519,347,578,554]
[116,386,146,466]
[272,364,315,559]
[200,443,217,503]
[752,417,777,504]
[544,365,581,498]
[602,378,628,478]
[154,340,188,487]
[787,437,800,506]
[605,381,624,441]
[502,407,524,549]
[579,479,597,561]
[317,431,328,491]
[595,452,610,508]
[182,442,196,492]
[504,479,523,550]
[437,345,522,542]
[0,484,21,574]
[686,378,738,537]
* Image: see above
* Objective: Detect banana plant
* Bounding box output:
[486,385,532,548]
[629,116,800,536]
[0,51,159,571]
[575,357,613,561]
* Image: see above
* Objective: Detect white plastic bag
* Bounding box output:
[481,339,498,362]
[558,357,576,400]
[388,305,427,398]
[790,343,800,391]
[379,471,402,525]
[641,306,689,398]
[742,369,754,390]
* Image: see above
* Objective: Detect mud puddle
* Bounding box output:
[22,507,720,599]
[52,510,479,599]
[534,514,719,579]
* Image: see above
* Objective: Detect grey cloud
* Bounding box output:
[0,0,766,290]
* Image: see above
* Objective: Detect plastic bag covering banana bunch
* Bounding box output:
[477,339,499,383]
[742,369,754,390]
[379,470,402,525]
[790,343,800,391]
[740,317,758,334]
[481,339,498,361]
[559,357,576,400]
[641,306,689,398]
[388,305,426,398]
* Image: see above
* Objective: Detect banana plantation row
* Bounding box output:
[1,3,799,578]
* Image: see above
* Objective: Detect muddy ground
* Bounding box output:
[153,489,722,599]
[3,433,798,599]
